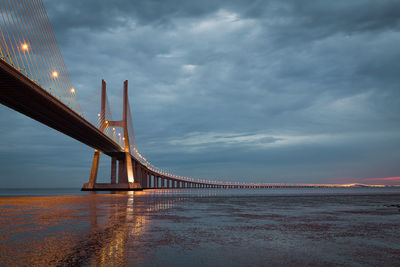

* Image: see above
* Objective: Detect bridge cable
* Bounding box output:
[7,0,33,78]
[18,0,46,87]
[0,0,20,69]
[28,0,64,101]
[32,0,68,105]
[36,0,82,113]
[20,0,53,94]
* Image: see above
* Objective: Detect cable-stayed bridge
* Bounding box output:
[1,0,269,190]
[0,0,351,190]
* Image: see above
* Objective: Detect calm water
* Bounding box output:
[0,188,399,266]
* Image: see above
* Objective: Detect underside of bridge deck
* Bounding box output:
[0,59,122,155]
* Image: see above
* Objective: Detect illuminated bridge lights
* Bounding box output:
[21,43,29,51]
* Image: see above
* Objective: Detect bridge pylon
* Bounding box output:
[82,80,141,191]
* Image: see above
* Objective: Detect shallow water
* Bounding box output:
[0,188,399,266]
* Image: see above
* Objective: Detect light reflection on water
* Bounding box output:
[0,191,169,266]
[0,188,399,266]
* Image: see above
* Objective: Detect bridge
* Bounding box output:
[1,1,357,190]
[1,0,273,190]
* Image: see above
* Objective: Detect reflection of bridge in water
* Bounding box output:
[59,191,189,266]
[0,190,212,266]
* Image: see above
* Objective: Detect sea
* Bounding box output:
[0,187,399,266]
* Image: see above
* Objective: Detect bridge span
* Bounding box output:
[1,0,346,190]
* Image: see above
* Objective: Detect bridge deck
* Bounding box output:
[0,59,122,155]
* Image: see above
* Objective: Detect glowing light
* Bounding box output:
[366,177,400,181]
[105,121,109,124]
[112,128,115,130]
[52,71,58,78]
[118,133,121,136]
[70,88,75,93]
[21,43,28,51]
[97,113,100,116]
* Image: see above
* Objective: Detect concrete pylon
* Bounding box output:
[82,80,141,191]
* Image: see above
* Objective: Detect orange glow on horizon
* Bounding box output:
[366,176,400,181]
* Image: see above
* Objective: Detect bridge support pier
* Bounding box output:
[111,157,117,184]
[142,170,148,188]
[82,152,141,191]
[83,150,101,189]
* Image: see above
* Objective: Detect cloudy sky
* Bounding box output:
[1,0,400,187]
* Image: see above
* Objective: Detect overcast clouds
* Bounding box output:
[1,0,400,187]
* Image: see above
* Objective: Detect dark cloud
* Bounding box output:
[1,0,400,187]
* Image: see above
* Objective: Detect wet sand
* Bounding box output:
[0,189,399,266]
